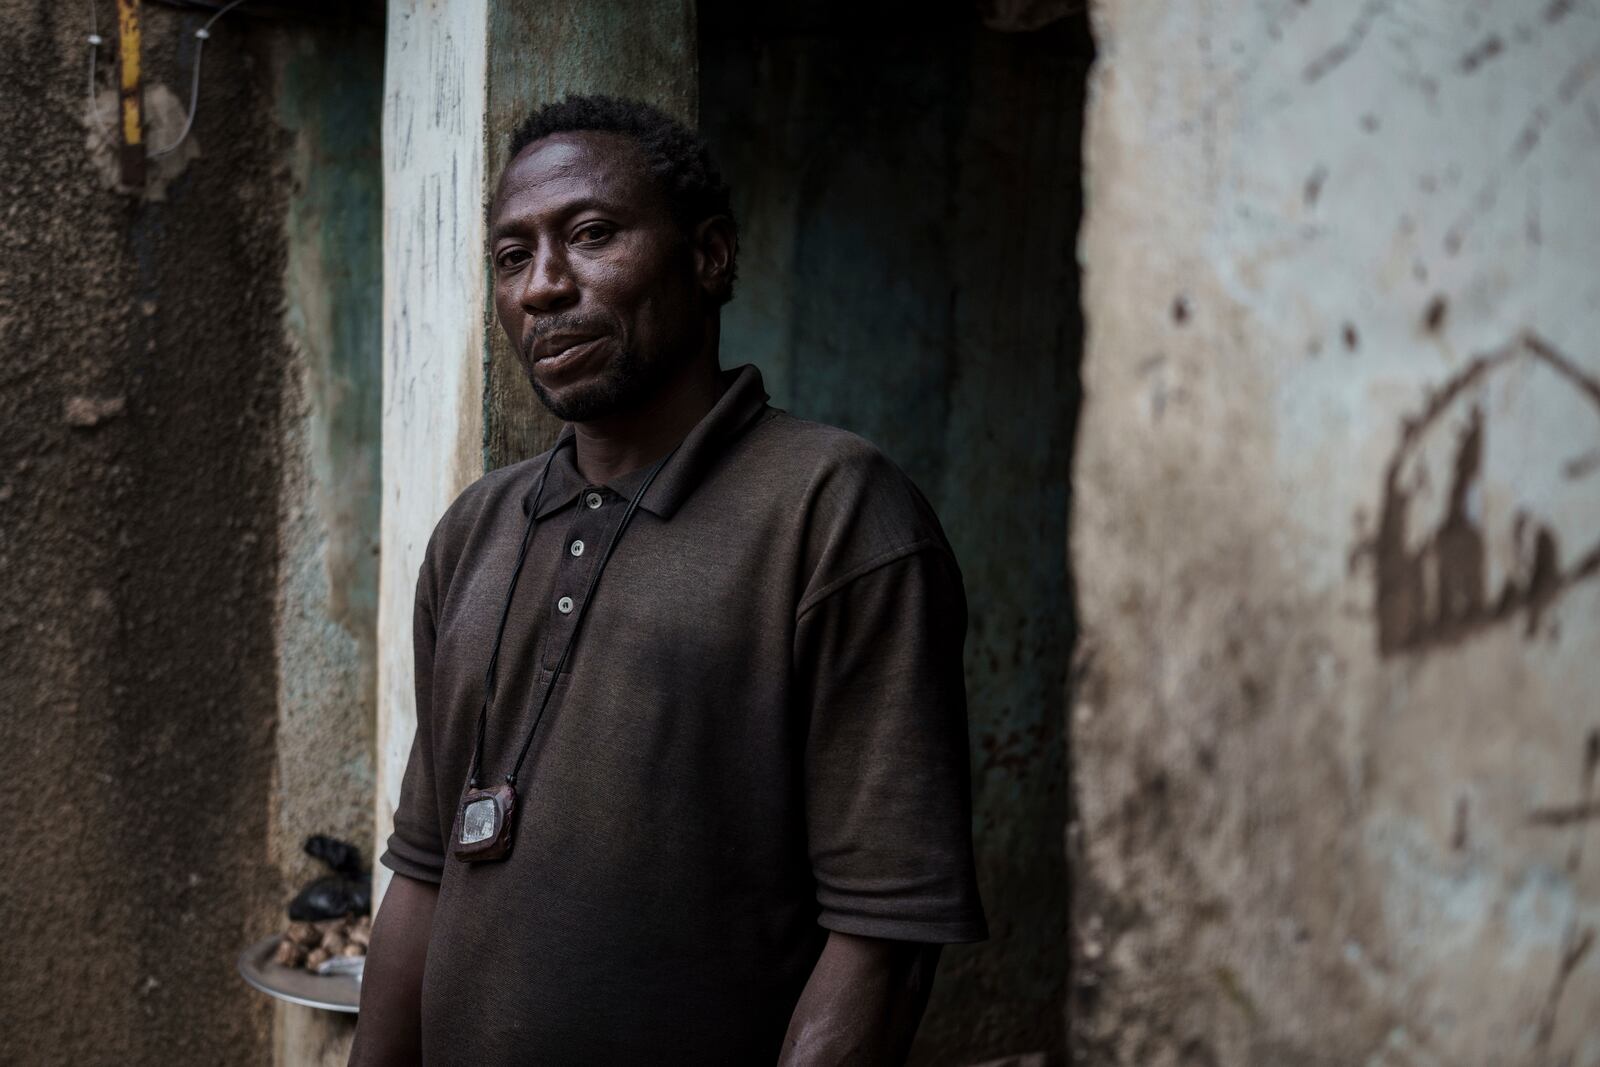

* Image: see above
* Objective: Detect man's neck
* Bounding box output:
[571,353,723,485]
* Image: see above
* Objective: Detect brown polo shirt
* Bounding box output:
[382,363,986,1064]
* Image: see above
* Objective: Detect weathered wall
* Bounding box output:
[0,2,286,1061]
[272,18,384,1065]
[701,5,1090,1062]
[1074,1,1600,1064]
[375,0,491,909]
[376,0,698,906]
[0,3,382,1063]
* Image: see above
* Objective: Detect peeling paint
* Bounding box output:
[271,21,384,1064]
[376,0,491,907]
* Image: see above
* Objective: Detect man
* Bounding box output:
[350,95,985,1066]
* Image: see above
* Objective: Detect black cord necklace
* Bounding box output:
[453,439,675,863]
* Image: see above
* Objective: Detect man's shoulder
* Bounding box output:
[743,410,911,491]
[740,411,954,578]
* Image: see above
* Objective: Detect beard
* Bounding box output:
[521,311,690,424]
[528,341,644,423]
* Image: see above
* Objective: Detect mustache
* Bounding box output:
[521,312,619,361]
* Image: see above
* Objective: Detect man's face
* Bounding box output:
[490,131,704,423]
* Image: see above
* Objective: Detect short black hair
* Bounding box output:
[508,94,738,302]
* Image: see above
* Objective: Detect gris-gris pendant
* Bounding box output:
[452,782,516,862]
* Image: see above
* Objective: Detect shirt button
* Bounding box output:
[585,492,603,510]
[570,539,585,557]
[557,596,574,614]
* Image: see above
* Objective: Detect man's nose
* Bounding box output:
[520,245,578,312]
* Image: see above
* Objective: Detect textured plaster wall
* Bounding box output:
[0,3,382,1063]
[701,6,1090,1061]
[0,2,289,1061]
[1074,1,1600,1064]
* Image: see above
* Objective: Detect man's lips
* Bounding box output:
[530,334,606,366]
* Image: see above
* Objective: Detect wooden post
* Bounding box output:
[116,0,144,187]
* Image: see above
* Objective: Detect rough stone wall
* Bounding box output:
[0,4,382,1063]
[0,2,288,1061]
[1073,1,1600,1064]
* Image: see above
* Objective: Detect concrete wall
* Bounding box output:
[1074,1,1600,1064]
[701,6,1090,1062]
[0,3,382,1063]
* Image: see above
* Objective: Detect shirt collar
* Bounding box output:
[524,363,771,521]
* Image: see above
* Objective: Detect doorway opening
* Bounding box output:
[700,3,1092,1059]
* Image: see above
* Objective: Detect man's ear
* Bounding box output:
[692,215,737,303]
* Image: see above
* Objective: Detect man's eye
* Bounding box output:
[496,249,530,270]
[573,224,613,245]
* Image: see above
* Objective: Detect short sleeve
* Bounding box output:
[795,544,988,944]
[380,550,448,885]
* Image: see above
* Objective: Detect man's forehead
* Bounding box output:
[493,131,655,221]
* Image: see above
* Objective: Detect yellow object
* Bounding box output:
[117,0,141,146]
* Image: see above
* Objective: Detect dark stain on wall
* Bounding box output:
[1301,0,1385,84]
[1423,294,1448,333]
[1459,34,1506,75]
[1373,334,1600,655]
[1546,0,1578,24]
[1303,165,1327,207]
[1531,728,1600,1052]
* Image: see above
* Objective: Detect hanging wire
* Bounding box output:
[84,0,250,155]
[147,0,251,158]
[85,0,110,136]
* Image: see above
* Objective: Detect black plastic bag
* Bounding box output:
[287,834,372,921]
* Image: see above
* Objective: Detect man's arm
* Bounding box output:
[777,932,942,1066]
[348,873,438,1067]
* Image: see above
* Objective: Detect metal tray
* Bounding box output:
[236,935,361,1013]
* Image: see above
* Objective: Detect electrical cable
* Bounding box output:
[148,0,251,158]
[84,0,250,156]
[85,0,109,136]
[506,448,674,787]
[462,440,678,790]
